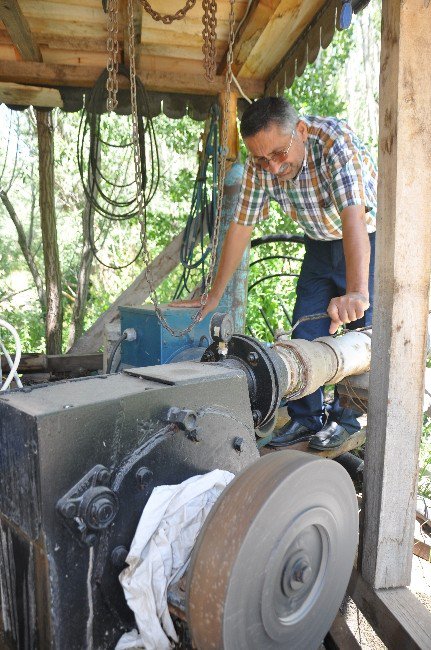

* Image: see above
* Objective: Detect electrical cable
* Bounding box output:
[77,65,160,269]
[106,331,127,374]
[171,104,219,301]
[0,318,23,390]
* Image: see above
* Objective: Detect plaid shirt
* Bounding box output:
[234,116,377,240]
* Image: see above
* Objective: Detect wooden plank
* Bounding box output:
[413,538,431,563]
[20,0,105,26]
[25,19,106,40]
[46,353,103,373]
[69,227,189,355]
[361,0,431,589]
[325,611,361,650]
[1,352,102,373]
[348,568,431,649]
[237,0,326,79]
[0,81,63,106]
[219,89,239,163]
[0,60,264,96]
[224,0,282,74]
[0,0,42,61]
[39,49,107,67]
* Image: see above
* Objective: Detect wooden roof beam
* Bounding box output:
[0,81,63,107]
[218,0,283,75]
[0,0,42,62]
[237,0,327,79]
[0,59,264,97]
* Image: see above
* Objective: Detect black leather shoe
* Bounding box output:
[269,420,315,448]
[308,421,350,450]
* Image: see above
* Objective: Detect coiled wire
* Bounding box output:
[77,65,160,268]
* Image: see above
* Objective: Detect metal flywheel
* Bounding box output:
[187,450,358,649]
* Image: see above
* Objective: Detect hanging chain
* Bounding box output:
[140,0,197,24]
[202,0,217,82]
[200,0,235,307]
[127,0,236,337]
[106,0,119,112]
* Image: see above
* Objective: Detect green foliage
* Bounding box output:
[285,27,353,118]
[419,416,431,499]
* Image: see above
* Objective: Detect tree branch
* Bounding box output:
[0,188,46,309]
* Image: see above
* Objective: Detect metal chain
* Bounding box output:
[106,0,119,112]
[202,0,217,82]
[140,0,197,24]
[127,0,236,337]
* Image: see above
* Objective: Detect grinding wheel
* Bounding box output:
[187,450,358,650]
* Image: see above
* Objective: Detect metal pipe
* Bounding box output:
[274,330,372,400]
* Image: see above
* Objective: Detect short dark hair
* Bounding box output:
[240,97,299,139]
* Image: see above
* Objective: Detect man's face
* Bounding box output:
[243,121,307,181]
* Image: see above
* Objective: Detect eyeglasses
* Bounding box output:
[251,130,296,171]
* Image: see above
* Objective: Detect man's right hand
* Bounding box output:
[168,292,221,321]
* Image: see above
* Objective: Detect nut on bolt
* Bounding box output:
[60,500,77,519]
[162,407,197,432]
[247,351,259,366]
[136,467,153,490]
[233,436,244,452]
[96,468,111,485]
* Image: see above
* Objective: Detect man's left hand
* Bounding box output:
[327,292,369,335]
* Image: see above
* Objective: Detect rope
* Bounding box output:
[77,65,160,269]
[172,104,219,301]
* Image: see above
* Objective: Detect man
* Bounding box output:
[175,97,377,450]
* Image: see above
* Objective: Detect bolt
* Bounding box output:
[136,467,153,490]
[288,560,312,591]
[163,407,197,432]
[111,545,129,568]
[96,468,111,485]
[247,351,259,366]
[201,350,215,362]
[233,436,244,452]
[60,501,77,519]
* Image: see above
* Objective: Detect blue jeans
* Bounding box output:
[288,232,375,433]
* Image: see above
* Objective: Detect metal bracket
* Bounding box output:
[56,464,119,547]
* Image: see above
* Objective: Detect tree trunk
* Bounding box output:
[36,109,63,354]
[67,197,95,348]
[0,189,46,309]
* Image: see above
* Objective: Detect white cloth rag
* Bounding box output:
[115,469,234,650]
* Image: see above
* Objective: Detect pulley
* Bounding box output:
[187,451,358,649]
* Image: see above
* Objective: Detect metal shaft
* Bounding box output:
[274,330,372,401]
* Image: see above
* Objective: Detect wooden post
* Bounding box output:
[215,89,250,333]
[219,89,239,165]
[36,109,63,355]
[361,0,431,588]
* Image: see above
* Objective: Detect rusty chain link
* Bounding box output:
[106,0,119,112]
[125,0,235,337]
[202,0,217,82]
[140,0,197,24]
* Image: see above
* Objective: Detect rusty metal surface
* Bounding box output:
[187,451,358,649]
